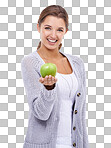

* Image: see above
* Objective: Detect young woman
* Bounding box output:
[21,5,89,148]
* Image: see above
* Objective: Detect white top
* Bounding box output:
[55,72,78,148]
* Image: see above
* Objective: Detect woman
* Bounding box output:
[21,5,89,148]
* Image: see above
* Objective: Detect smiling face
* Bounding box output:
[37,15,68,51]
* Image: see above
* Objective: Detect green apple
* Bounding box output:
[40,63,57,78]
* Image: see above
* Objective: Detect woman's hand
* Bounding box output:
[39,75,58,86]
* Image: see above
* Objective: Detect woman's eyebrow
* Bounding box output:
[44,25,64,30]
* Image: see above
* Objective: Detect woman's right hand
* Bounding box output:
[39,75,58,86]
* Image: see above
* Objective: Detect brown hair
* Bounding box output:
[37,5,69,50]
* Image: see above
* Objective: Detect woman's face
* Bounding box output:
[37,15,68,50]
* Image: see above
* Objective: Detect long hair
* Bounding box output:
[37,5,69,50]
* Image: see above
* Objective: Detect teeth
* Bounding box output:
[48,39,57,43]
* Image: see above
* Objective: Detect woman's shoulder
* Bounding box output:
[66,53,86,77]
[66,53,85,66]
[21,51,39,62]
[21,51,40,67]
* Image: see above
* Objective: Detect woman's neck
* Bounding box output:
[37,48,62,60]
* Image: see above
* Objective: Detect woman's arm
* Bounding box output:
[82,60,89,148]
[44,83,56,90]
[21,56,57,121]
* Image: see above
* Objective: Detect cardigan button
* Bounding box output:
[73,143,76,147]
[73,126,76,130]
[75,110,77,114]
[77,92,81,97]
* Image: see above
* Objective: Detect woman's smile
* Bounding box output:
[47,38,58,45]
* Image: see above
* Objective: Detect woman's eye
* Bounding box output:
[45,27,63,32]
[58,29,63,32]
[45,27,50,30]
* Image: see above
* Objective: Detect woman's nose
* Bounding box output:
[50,30,57,38]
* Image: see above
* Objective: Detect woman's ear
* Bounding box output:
[37,23,40,33]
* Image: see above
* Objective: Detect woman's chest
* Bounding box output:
[48,58,73,74]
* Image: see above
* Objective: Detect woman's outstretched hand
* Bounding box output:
[39,75,58,86]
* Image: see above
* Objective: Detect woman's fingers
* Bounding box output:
[39,75,57,85]
[55,77,58,82]
[39,77,44,83]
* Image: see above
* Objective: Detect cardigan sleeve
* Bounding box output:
[82,60,89,148]
[21,56,57,121]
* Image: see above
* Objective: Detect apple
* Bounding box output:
[40,63,57,78]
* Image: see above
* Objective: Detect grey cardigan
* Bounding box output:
[21,50,89,148]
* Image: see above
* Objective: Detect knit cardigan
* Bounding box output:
[21,50,89,148]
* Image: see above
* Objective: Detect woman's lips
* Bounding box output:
[47,39,57,45]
